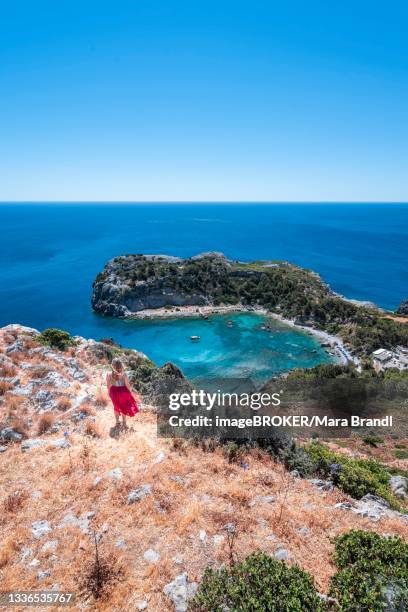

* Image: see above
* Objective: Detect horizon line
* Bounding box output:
[1,200,408,205]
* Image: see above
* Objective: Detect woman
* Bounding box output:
[107,358,139,428]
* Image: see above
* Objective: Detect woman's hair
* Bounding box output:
[111,358,124,374]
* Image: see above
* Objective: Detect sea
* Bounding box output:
[1,203,406,381]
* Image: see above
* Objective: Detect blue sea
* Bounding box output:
[1,203,406,380]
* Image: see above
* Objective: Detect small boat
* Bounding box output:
[227,320,233,327]
[190,335,200,341]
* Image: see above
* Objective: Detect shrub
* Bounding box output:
[304,443,399,509]
[394,449,408,460]
[329,530,408,611]
[3,489,29,513]
[223,441,245,464]
[80,532,124,600]
[0,380,13,396]
[37,412,55,434]
[38,328,76,351]
[94,389,108,408]
[57,396,71,411]
[190,552,324,611]
[362,435,383,448]
[84,420,102,438]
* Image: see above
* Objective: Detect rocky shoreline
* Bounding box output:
[115,302,360,368]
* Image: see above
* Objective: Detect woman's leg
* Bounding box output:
[122,416,128,429]
[114,410,120,426]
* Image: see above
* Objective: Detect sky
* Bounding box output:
[0,1,407,202]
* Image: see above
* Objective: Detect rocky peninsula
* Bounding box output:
[92,252,408,358]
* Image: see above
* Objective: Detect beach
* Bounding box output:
[125,303,361,369]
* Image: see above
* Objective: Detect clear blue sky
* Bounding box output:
[1,0,407,201]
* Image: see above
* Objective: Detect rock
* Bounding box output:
[274,548,289,561]
[390,475,407,499]
[335,502,353,510]
[163,573,198,612]
[32,520,52,539]
[352,494,391,521]
[154,451,166,464]
[297,526,310,537]
[396,299,408,316]
[41,540,59,553]
[50,438,70,449]
[127,484,152,504]
[107,467,123,481]
[32,490,42,500]
[249,494,275,507]
[93,476,103,488]
[115,538,126,549]
[58,511,94,534]
[3,324,39,336]
[173,555,184,565]
[199,529,207,542]
[0,445,8,452]
[290,469,300,478]
[29,558,40,567]
[37,570,51,580]
[0,427,23,442]
[213,535,224,545]
[137,601,148,610]
[143,549,160,564]
[6,339,25,354]
[20,547,32,562]
[21,439,46,451]
[309,478,333,492]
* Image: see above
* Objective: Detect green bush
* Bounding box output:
[361,435,383,447]
[329,530,408,611]
[190,552,325,611]
[38,328,76,351]
[304,443,400,509]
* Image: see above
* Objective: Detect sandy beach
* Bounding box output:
[126,303,361,369]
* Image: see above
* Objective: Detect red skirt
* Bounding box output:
[109,386,139,417]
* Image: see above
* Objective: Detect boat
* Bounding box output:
[190,335,200,341]
[227,320,233,327]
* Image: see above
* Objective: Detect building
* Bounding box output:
[372,348,393,363]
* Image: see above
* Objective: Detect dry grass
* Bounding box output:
[0,327,406,611]
[84,420,103,438]
[37,412,55,434]
[9,416,29,437]
[79,402,96,416]
[0,363,17,377]
[0,380,13,395]
[30,365,51,379]
[3,489,29,514]
[94,388,109,408]
[57,395,72,411]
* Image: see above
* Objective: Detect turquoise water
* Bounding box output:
[118,313,334,382]
[0,202,406,379]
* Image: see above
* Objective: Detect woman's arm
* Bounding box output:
[125,374,141,403]
[106,372,111,391]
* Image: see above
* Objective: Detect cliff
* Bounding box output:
[92,252,408,356]
[91,252,330,317]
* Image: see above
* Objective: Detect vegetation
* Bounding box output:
[303,443,401,509]
[190,552,325,611]
[38,328,76,351]
[329,530,408,611]
[93,253,408,356]
[191,532,408,611]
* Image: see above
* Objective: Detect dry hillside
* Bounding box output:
[0,325,407,611]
